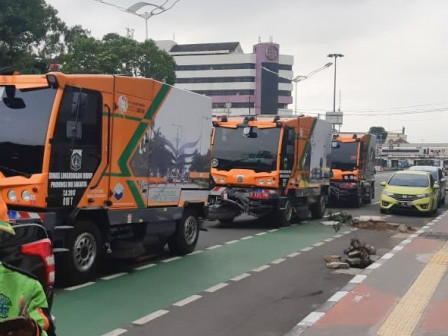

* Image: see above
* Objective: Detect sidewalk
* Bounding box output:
[286,210,448,336]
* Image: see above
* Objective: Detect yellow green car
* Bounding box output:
[380,170,439,215]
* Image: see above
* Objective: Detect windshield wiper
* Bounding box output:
[0,164,31,178]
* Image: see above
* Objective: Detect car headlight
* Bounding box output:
[7,190,16,202]
[21,190,31,201]
[382,191,395,197]
[416,193,430,199]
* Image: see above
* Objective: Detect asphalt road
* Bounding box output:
[52,171,445,336]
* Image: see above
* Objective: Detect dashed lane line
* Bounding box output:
[101,328,128,336]
[173,295,202,307]
[134,263,156,271]
[133,310,169,326]
[65,282,95,291]
[101,272,127,281]
[162,256,182,263]
[230,273,251,281]
[205,283,228,293]
[252,265,271,272]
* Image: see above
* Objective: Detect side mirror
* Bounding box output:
[331,141,339,148]
[380,181,386,186]
[434,184,440,190]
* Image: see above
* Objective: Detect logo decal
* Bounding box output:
[113,183,124,201]
[70,149,82,171]
[118,95,128,115]
[0,293,12,318]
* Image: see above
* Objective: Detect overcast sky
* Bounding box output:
[45,0,448,143]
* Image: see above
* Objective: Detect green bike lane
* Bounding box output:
[53,221,349,336]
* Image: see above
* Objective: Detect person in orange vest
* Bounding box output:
[0,195,54,336]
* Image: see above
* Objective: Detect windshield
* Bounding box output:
[388,173,429,187]
[331,142,358,170]
[0,85,56,176]
[212,126,280,172]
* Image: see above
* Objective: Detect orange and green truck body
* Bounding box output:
[329,134,377,206]
[207,115,332,226]
[0,68,211,284]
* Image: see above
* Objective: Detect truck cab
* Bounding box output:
[208,115,332,226]
[329,134,376,206]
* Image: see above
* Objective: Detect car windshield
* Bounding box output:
[331,141,358,170]
[410,168,437,181]
[212,126,280,172]
[388,173,429,187]
[0,85,56,176]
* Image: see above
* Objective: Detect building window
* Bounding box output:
[176,77,255,84]
[176,63,256,71]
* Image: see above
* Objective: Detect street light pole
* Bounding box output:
[327,53,344,113]
[94,0,180,40]
[291,62,332,115]
[261,62,332,115]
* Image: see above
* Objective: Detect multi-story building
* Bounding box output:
[156,40,294,116]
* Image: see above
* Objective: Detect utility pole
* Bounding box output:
[327,54,344,113]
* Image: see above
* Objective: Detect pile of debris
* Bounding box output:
[325,238,376,269]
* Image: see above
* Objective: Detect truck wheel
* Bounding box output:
[58,221,103,285]
[310,196,326,219]
[354,193,362,208]
[277,199,293,227]
[168,210,199,255]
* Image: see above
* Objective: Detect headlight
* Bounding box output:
[211,158,219,168]
[382,191,395,196]
[7,190,16,202]
[416,193,430,199]
[21,190,31,201]
[259,179,264,185]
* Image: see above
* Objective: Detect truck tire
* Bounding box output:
[277,199,293,227]
[58,221,103,285]
[310,195,326,219]
[168,210,199,255]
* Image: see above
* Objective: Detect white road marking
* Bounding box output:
[206,245,222,250]
[372,201,380,205]
[287,252,301,258]
[230,273,251,281]
[268,229,279,232]
[101,272,127,281]
[134,263,156,271]
[324,238,334,242]
[189,250,203,255]
[252,265,271,272]
[350,274,367,284]
[162,256,181,263]
[328,291,349,302]
[301,247,314,252]
[102,328,128,336]
[392,245,404,252]
[205,283,228,293]
[313,242,325,247]
[241,236,254,240]
[271,258,286,264]
[133,310,169,325]
[299,312,326,326]
[225,240,239,245]
[65,282,95,291]
[381,252,395,260]
[173,295,202,307]
[256,232,267,236]
[367,262,382,270]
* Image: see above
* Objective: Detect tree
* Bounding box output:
[0,0,81,73]
[62,34,176,84]
[368,126,388,144]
